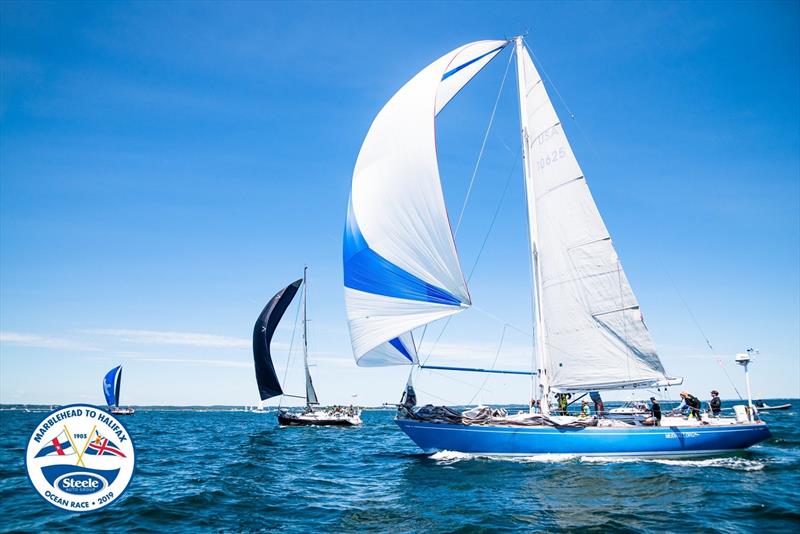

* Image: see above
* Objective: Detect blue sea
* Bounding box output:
[1,401,798,532]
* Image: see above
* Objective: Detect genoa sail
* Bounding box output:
[102,365,122,407]
[344,39,508,366]
[253,279,302,401]
[516,44,675,392]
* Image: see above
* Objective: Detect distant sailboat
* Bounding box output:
[343,37,770,455]
[754,400,791,411]
[103,365,134,416]
[253,267,361,426]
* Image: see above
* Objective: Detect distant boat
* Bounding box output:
[247,401,271,414]
[754,400,792,411]
[103,365,135,416]
[343,37,770,456]
[253,267,361,427]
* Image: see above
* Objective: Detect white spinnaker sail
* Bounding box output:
[517,45,672,391]
[345,40,508,365]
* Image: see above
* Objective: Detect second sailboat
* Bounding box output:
[253,267,361,427]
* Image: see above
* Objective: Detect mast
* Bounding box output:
[514,36,550,415]
[115,367,122,408]
[303,265,310,408]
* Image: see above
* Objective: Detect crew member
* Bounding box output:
[709,390,721,417]
[675,391,702,421]
[589,391,604,415]
[557,393,570,416]
[650,397,662,426]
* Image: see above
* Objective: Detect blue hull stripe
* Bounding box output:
[442,44,507,80]
[396,419,772,456]
[343,201,462,306]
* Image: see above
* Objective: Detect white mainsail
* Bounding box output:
[516,41,674,392]
[344,40,508,366]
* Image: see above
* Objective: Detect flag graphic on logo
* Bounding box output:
[83,430,127,458]
[34,430,75,458]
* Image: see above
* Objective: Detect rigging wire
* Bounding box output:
[278,285,304,409]
[419,316,453,367]
[454,48,515,236]
[415,387,457,405]
[425,366,494,391]
[467,324,508,405]
[661,265,743,400]
[471,304,531,339]
[417,52,515,356]
[418,150,522,368]
[466,154,519,284]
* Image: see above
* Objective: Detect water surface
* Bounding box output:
[1,401,798,532]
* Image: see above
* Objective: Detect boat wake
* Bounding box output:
[429,450,577,465]
[428,450,765,470]
[579,456,765,471]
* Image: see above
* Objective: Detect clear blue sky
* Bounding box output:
[1,1,797,406]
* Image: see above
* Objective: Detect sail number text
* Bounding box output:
[536,146,566,171]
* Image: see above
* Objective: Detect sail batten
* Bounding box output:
[344,39,508,366]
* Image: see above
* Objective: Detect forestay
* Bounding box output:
[344,40,508,366]
[517,45,675,391]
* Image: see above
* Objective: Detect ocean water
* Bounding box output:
[1,401,798,532]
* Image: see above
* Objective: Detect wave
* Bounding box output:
[429,450,578,464]
[579,455,765,471]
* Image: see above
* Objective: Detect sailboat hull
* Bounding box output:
[278,411,362,427]
[396,419,771,457]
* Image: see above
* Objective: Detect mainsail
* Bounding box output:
[253,279,302,400]
[515,41,673,392]
[344,39,508,366]
[102,365,122,407]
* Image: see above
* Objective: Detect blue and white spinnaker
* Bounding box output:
[344,40,508,367]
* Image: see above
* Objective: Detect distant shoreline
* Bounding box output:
[1,399,796,412]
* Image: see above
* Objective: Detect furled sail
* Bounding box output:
[344,40,508,366]
[517,44,675,391]
[102,365,122,407]
[253,279,302,400]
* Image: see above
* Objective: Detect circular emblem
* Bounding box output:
[25,404,135,512]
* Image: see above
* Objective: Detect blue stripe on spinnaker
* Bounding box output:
[442,44,506,81]
[343,201,462,306]
[389,337,414,362]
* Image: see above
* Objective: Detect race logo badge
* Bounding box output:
[25,404,135,512]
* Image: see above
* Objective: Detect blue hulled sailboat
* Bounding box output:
[342,37,770,456]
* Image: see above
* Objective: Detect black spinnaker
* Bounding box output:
[253,279,302,400]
